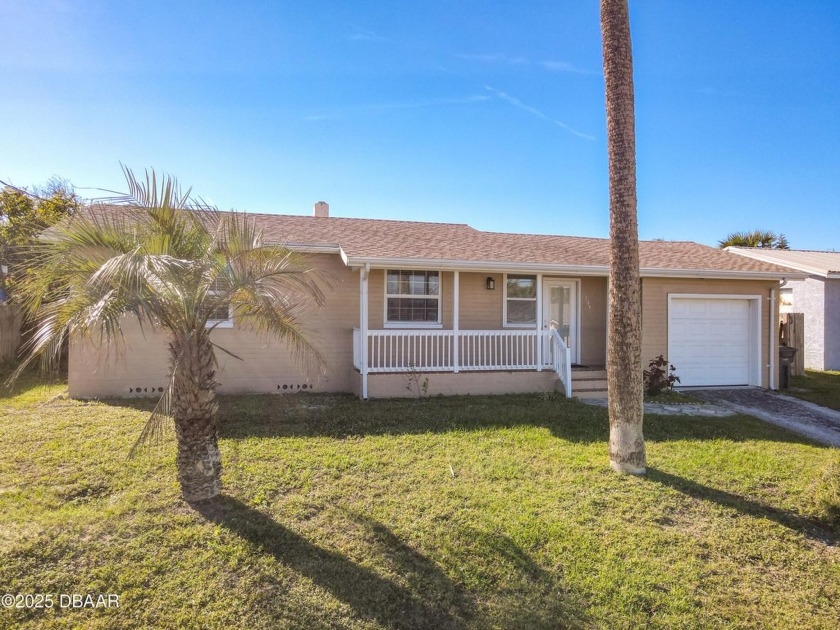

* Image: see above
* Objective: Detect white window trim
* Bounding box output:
[204,293,234,329]
[503,273,538,328]
[383,270,443,329]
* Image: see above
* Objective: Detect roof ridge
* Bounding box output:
[234,211,477,230]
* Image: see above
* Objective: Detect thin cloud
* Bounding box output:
[459,53,596,76]
[484,86,595,141]
[541,60,596,75]
[303,94,490,121]
[348,29,390,43]
[457,53,527,65]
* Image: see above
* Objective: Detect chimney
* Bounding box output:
[313,201,329,218]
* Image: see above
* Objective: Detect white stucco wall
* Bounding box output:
[824,278,840,371]
[791,277,825,370]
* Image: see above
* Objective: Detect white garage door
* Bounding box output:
[668,297,754,387]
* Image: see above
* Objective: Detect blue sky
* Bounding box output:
[1,1,838,249]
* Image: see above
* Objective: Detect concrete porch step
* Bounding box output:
[575,389,608,400]
[571,367,607,399]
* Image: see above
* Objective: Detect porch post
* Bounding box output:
[453,271,460,373]
[360,265,369,399]
[536,273,543,370]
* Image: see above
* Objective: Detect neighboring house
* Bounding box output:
[69,204,802,399]
[727,247,840,371]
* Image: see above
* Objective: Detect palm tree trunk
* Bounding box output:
[170,331,222,501]
[601,0,646,474]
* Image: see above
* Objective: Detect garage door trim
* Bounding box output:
[667,293,762,387]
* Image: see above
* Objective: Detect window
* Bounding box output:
[202,282,233,328]
[204,302,233,328]
[505,274,536,326]
[385,270,440,325]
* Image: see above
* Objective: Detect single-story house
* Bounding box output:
[727,247,840,371]
[69,203,803,400]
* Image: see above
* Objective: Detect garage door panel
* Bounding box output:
[669,297,754,387]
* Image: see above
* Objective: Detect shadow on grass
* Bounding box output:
[647,468,838,545]
[193,495,591,629]
[211,392,820,447]
[90,390,824,448]
[193,495,473,629]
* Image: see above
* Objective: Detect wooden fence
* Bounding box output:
[0,303,23,362]
[779,312,804,376]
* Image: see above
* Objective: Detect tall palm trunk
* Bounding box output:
[601,0,646,474]
[170,331,222,501]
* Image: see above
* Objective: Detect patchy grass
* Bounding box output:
[788,370,840,411]
[1,378,838,629]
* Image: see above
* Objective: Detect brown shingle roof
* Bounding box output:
[253,212,797,276]
[80,205,799,277]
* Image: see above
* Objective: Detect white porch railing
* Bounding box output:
[549,329,573,398]
[353,328,573,397]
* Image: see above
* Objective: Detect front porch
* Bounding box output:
[352,328,573,398]
[352,267,609,399]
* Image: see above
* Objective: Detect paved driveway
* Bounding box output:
[690,388,840,447]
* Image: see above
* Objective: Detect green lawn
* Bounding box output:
[1,375,838,629]
[789,369,840,411]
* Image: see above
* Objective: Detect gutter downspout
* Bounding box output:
[769,288,776,390]
[360,264,370,399]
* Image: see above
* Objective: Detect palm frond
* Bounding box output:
[128,363,177,458]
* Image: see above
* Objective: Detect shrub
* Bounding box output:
[643,355,680,396]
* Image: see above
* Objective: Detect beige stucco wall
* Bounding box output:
[357,369,559,399]
[640,277,777,388]
[69,253,361,398]
[69,254,780,398]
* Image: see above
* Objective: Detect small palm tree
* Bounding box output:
[12,168,325,502]
[718,230,790,249]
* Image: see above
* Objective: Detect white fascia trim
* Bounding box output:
[640,268,809,281]
[345,257,609,275]
[343,256,807,280]
[725,247,832,278]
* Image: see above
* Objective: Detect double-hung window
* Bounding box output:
[202,281,234,329]
[385,270,441,326]
[504,274,537,327]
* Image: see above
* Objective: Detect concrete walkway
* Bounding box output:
[690,388,840,448]
[581,398,735,417]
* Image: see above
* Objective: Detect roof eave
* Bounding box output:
[640,268,809,281]
[725,247,834,277]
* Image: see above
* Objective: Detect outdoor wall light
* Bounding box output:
[486,277,495,290]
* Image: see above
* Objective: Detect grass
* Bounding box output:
[1,374,839,629]
[788,370,840,411]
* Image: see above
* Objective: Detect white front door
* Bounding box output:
[543,280,578,364]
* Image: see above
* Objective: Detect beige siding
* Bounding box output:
[69,253,360,398]
[459,272,504,329]
[641,278,776,388]
[578,276,608,366]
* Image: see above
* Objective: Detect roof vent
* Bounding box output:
[313,201,329,218]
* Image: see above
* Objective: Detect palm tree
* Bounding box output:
[11,168,325,501]
[601,0,645,474]
[718,230,790,249]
